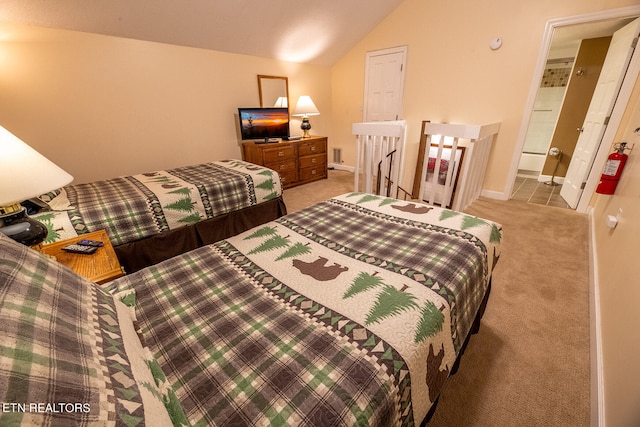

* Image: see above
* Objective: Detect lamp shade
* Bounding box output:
[0,125,73,206]
[292,96,320,117]
[273,96,288,108]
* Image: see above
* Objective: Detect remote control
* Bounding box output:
[62,244,98,254]
[77,239,104,247]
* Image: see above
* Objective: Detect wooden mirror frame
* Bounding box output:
[257,75,289,108]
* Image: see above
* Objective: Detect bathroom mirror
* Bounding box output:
[258,75,289,108]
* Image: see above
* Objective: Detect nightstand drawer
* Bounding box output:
[263,146,295,163]
[299,153,326,169]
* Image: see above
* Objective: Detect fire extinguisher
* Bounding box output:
[596,142,628,195]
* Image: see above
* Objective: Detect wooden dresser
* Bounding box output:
[242,136,327,188]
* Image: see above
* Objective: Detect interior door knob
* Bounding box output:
[577,127,584,132]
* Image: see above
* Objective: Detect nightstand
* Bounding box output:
[39,229,125,284]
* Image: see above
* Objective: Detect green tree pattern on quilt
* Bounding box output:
[244,224,448,345]
[34,212,60,243]
[160,184,201,225]
[365,284,419,326]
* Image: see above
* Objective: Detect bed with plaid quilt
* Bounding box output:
[31,159,282,246]
[107,192,502,426]
[0,233,185,426]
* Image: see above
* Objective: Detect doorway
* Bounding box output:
[509,7,640,212]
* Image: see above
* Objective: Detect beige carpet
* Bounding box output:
[284,169,591,426]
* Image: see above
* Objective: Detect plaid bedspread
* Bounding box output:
[32,159,282,246]
[0,233,179,426]
[107,192,502,426]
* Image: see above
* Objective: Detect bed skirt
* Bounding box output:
[114,196,287,273]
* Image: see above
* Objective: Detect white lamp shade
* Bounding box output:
[273,97,288,108]
[0,125,73,206]
[292,96,320,117]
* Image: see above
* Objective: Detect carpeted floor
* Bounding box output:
[284,169,591,426]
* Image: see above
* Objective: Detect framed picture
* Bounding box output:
[422,144,465,207]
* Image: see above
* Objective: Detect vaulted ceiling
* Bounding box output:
[0,0,405,66]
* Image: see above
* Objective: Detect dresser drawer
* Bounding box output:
[298,139,326,156]
[266,158,297,174]
[299,165,326,182]
[263,145,295,163]
[299,153,326,169]
[278,170,298,188]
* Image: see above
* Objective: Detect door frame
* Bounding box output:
[506,6,640,213]
[363,45,407,122]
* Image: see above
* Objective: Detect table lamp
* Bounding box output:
[292,96,319,138]
[0,125,73,246]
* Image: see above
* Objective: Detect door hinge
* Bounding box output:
[400,64,403,72]
[632,36,638,49]
[604,116,610,126]
[581,182,587,190]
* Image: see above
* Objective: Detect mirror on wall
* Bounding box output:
[257,75,289,108]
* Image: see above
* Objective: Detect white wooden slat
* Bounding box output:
[352,121,407,196]
[419,122,500,211]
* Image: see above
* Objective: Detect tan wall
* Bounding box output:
[591,73,640,427]
[330,0,639,196]
[0,23,331,184]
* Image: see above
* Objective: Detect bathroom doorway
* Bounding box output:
[510,7,640,211]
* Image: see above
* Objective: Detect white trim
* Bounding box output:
[506,6,640,211]
[588,208,605,427]
[480,189,508,200]
[328,163,355,172]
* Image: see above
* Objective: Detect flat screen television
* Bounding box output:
[238,107,289,143]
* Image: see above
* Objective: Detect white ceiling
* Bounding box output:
[0,0,405,66]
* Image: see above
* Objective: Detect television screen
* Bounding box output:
[238,107,289,141]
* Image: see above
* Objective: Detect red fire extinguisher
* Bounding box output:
[596,142,628,195]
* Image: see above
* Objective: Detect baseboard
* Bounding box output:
[328,163,355,172]
[480,189,509,200]
[588,208,605,427]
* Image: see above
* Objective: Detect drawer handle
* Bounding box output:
[310,146,317,152]
[312,170,317,175]
[278,151,285,157]
[311,158,316,163]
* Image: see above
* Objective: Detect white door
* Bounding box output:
[561,18,640,208]
[363,46,407,122]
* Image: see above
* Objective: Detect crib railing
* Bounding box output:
[352,120,407,196]
[417,122,500,211]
